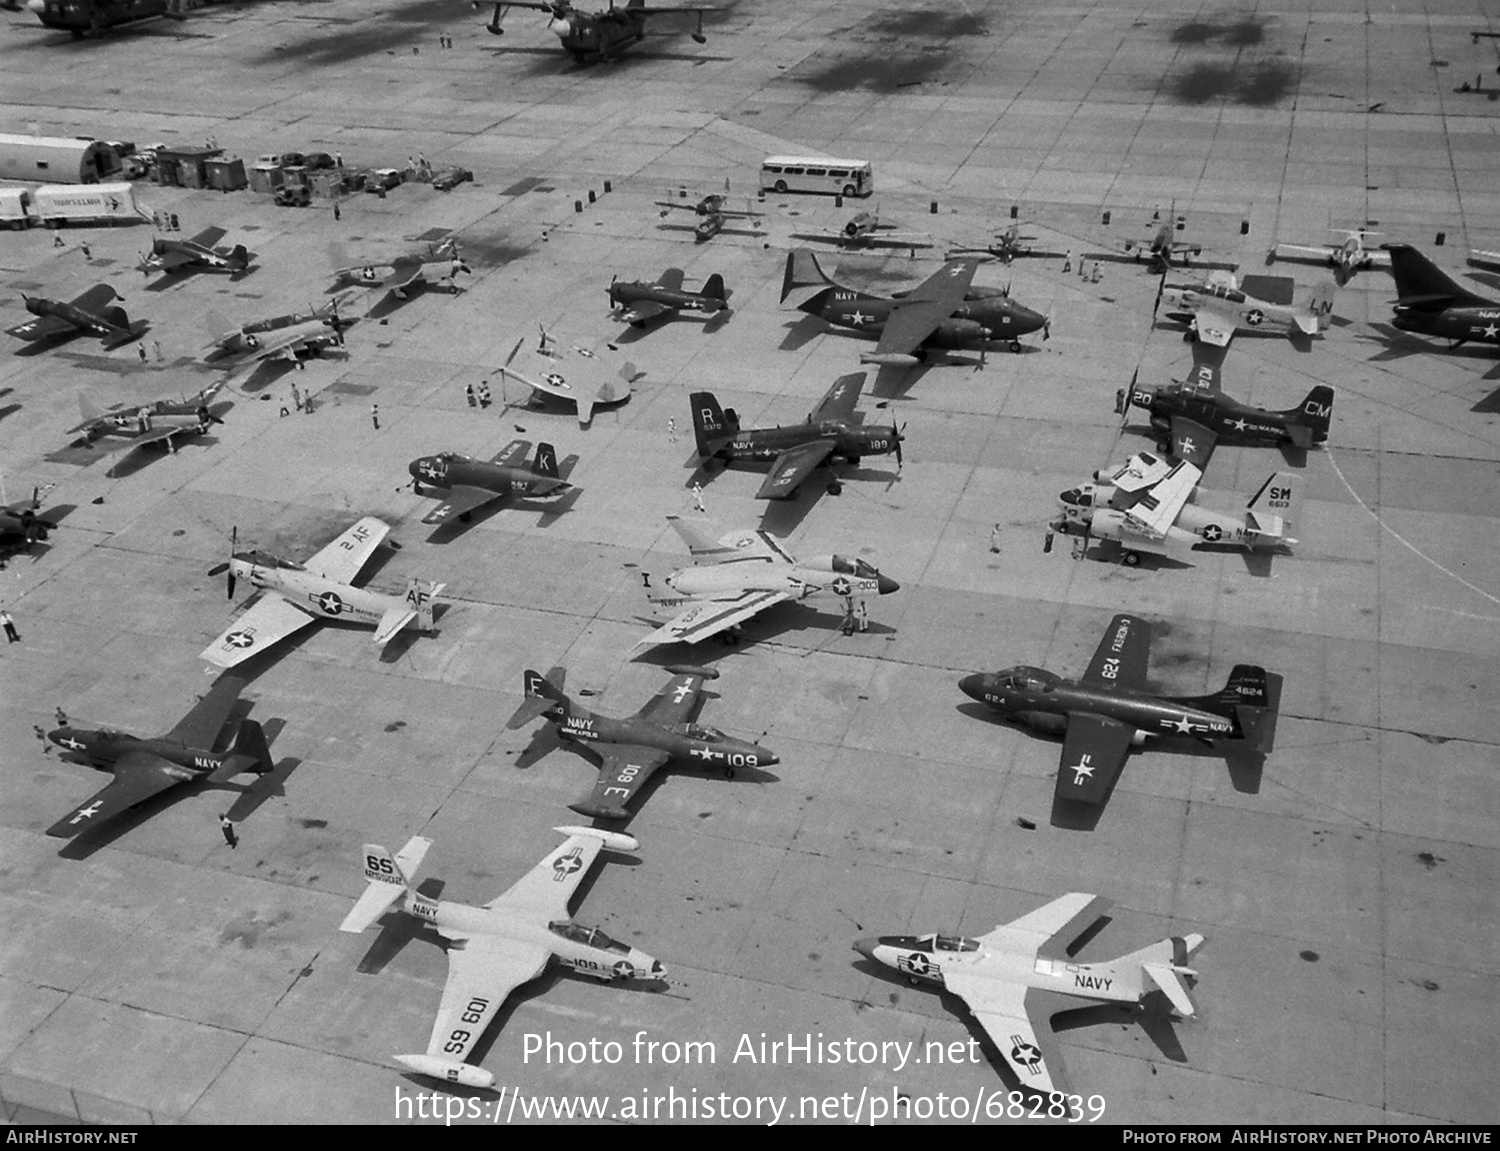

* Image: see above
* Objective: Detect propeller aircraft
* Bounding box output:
[408,439,574,525]
[0,485,60,553]
[780,249,1049,363]
[138,226,252,278]
[506,665,778,820]
[328,237,470,299]
[201,298,355,370]
[792,210,932,252]
[655,187,764,242]
[200,517,444,668]
[855,892,1204,1096]
[633,515,899,650]
[66,386,224,456]
[689,372,904,500]
[959,613,1280,806]
[475,0,712,62]
[947,222,1063,265]
[608,267,730,326]
[44,675,273,839]
[6,283,147,349]
[1156,270,1336,347]
[339,827,664,1089]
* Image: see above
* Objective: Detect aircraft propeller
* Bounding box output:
[207,527,238,600]
[1117,367,1139,423]
[197,404,225,428]
[892,421,905,469]
[1151,272,1167,321]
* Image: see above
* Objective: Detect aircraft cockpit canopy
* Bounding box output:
[235,550,304,572]
[1059,487,1091,507]
[831,555,880,580]
[678,722,723,742]
[991,666,1060,693]
[932,934,980,952]
[548,921,630,954]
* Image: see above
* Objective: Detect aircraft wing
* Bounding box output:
[941,972,1069,1096]
[68,283,120,311]
[904,257,979,303]
[490,439,531,467]
[1080,613,1151,692]
[486,829,614,918]
[708,527,793,565]
[637,669,710,725]
[755,439,839,500]
[6,314,77,342]
[187,227,227,250]
[1056,712,1136,804]
[632,589,791,650]
[164,675,247,746]
[422,486,502,526]
[1191,305,1236,347]
[420,935,549,1067]
[655,268,685,291]
[989,892,1113,956]
[808,372,866,423]
[46,751,193,838]
[200,592,316,668]
[1273,242,1334,261]
[1123,458,1201,538]
[304,516,391,584]
[126,423,198,449]
[1167,417,1217,469]
[616,299,673,325]
[572,746,673,819]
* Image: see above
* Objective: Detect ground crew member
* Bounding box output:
[219,814,238,849]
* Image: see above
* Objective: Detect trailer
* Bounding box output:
[30,182,148,227]
[0,187,29,230]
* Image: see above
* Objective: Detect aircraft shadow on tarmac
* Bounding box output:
[1362,323,1500,401]
[628,596,897,654]
[420,475,582,542]
[102,434,224,479]
[234,353,349,394]
[611,311,733,344]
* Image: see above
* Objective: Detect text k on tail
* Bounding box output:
[533,442,560,479]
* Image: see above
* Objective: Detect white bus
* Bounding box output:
[760,156,873,199]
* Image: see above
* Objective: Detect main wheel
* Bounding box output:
[774,180,787,193]
[843,184,856,198]
[1123,551,1141,567]
[1009,339,1021,353]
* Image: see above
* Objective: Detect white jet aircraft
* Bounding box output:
[340,827,665,1089]
[632,515,899,650]
[1158,270,1335,347]
[1270,228,1390,284]
[856,893,1204,1095]
[201,517,443,667]
[1050,451,1301,565]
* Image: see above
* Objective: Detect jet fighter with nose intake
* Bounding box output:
[782,249,1049,362]
[6,283,147,349]
[608,268,730,326]
[632,515,899,650]
[506,665,778,820]
[200,517,444,668]
[855,892,1205,1096]
[408,439,573,525]
[959,613,1280,805]
[1384,243,1500,351]
[1120,355,1332,468]
[44,675,273,839]
[690,372,903,500]
[340,827,664,1090]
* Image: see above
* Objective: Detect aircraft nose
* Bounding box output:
[876,573,900,595]
[852,937,880,961]
[751,744,779,767]
[650,959,666,978]
[407,459,424,479]
[958,673,988,701]
[1059,487,1082,506]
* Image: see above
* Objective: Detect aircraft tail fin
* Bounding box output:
[701,273,729,304]
[506,667,573,728]
[100,314,142,350]
[1387,244,1490,308]
[211,718,274,781]
[1126,934,1206,1017]
[1215,665,1280,752]
[229,244,250,267]
[339,836,432,933]
[533,441,560,479]
[407,579,442,630]
[1284,385,1333,443]
[689,391,736,455]
[1244,471,1302,545]
[780,248,838,305]
[1299,281,1336,332]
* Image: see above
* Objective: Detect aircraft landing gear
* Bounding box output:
[1122,551,1141,567]
[1156,441,1171,456]
[826,479,842,495]
[1009,339,1021,353]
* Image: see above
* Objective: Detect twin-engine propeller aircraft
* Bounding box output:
[340,827,664,1089]
[45,675,273,839]
[1049,451,1302,566]
[1119,356,1333,468]
[506,666,778,820]
[408,439,573,525]
[690,372,903,500]
[201,299,354,370]
[656,188,764,243]
[1384,243,1500,351]
[947,222,1063,265]
[780,249,1049,363]
[476,0,711,62]
[608,268,730,326]
[633,515,899,650]
[66,387,223,455]
[959,614,1280,805]
[497,329,637,425]
[6,284,147,349]
[138,226,252,278]
[1269,228,1390,284]
[200,517,443,668]
[1156,270,1335,348]
[328,238,470,300]
[855,892,1205,1095]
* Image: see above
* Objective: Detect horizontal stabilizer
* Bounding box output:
[1286,423,1312,450]
[1234,703,1278,753]
[505,695,552,729]
[373,606,416,645]
[339,879,405,933]
[1143,959,1198,1017]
